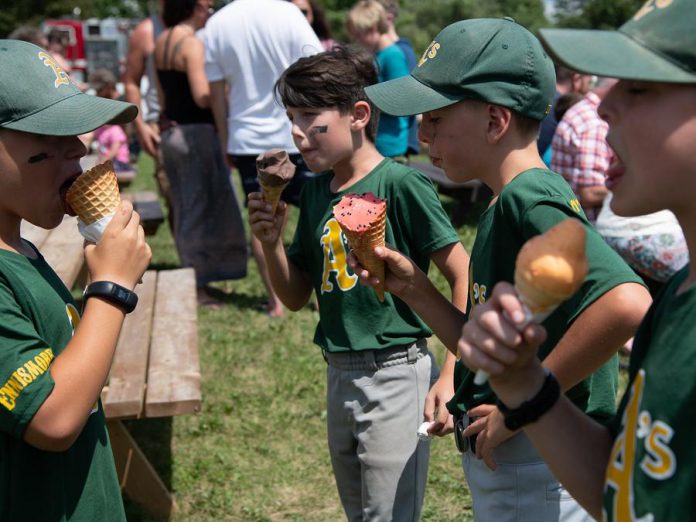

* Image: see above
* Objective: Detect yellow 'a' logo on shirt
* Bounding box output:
[604,369,675,522]
[569,199,582,214]
[38,51,71,88]
[320,218,358,295]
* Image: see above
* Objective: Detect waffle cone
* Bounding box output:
[514,219,588,314]
[259,180,289,214]
[66,160,120,225]
[342,209,387,301]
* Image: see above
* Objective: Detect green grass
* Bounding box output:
[121,154,478,521]
[121,154,631,521]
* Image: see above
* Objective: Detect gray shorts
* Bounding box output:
[325,340,439,522]
[461,430,593,522]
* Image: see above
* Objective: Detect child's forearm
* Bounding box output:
[542,282,650,391]
[261,240,313,311]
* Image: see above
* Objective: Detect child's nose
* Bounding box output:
[64,135,87,160]
[418,118,433,144]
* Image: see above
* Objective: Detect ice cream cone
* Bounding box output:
[256,149,296,214]
[258,179,290,214]
[66,160,120,225]
[474,218,588,385]
[333,192,387,302]
[514,218,588,314]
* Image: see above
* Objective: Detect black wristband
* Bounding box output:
[83,281,138,314]
[496,369,560,431]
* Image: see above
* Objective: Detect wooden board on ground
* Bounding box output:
[103,271,158,419]
[145,268,200,417]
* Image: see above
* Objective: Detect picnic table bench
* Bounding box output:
[410,160,491,226]
[20,217,200,518]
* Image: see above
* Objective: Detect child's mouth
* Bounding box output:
[605,158,625,191]
[59,173,81,215]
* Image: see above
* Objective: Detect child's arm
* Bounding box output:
[423,242,469,436]
[24,202,151,451]
[458,282,614,519]
[463,281,650,470]
[248,193,313,310]
[541,282,650,389]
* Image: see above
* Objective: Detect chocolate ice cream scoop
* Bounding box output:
[256,149,296,187]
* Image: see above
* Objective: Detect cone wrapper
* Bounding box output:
[474,219,588,385]
[65,160,120,241]
[333,192,387,301]
[256,149,296,213]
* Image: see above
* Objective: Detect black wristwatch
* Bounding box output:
[496,369,560,431]
[83,281,138,314]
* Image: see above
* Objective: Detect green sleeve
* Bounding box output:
[523,199,644,324]
[0,279,55,439]
[389,169,460,265]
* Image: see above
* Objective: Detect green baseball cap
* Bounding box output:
[539,0,696,83]
[0,39,137,136]
[365,17,555,120]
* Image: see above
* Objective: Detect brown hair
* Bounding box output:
[275,46,380,142]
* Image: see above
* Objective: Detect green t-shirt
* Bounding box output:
[603,267,696,521]
[447,169,642,420]
[0,245,125,521]
[287,158,459,352]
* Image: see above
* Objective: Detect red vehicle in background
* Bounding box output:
[42,18,134,84]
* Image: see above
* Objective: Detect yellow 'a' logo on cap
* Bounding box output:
[418,41,441,67]
[633,0,673,21]
[38,51,71,88]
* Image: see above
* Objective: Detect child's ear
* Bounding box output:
[351,101,372,132]
[486,105,512,144]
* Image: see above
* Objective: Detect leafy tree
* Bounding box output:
[554,0,644,28]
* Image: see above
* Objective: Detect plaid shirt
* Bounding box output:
[551,92,612,222]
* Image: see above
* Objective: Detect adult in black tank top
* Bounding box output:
[154,0,248,307]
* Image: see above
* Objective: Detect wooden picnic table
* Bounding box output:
[21,217,200,518]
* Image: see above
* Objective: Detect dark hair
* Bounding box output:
[89,68,117,92]
[162,0,198,28]
[275,46,380,142]
[554,92,584,121]
[308,0,332,41]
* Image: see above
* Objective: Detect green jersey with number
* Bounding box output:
[447,169,643,419]
[287,158,459,352]
[0,246,125,520]
[603,267,696,521]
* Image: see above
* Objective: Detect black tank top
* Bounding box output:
[156,31,214,125]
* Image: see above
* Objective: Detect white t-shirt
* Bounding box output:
[204,0,322,154]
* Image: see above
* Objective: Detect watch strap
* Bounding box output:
[496,369,560,431]
[83,281,138,314]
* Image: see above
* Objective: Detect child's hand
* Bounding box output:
[457,282,547,402]
[84,201,152,289]
[248,192,285,244]
[347,244,423,298]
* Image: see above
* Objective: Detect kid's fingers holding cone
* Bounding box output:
[256,149,296,214]
[65,160,121,242]
[474,219,589,384]
[333,192,387,301]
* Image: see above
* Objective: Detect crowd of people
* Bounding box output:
[1,0,695,520]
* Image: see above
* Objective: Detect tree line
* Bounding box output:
[2,0,645,58]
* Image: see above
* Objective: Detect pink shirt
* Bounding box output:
[94,125,130,164]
